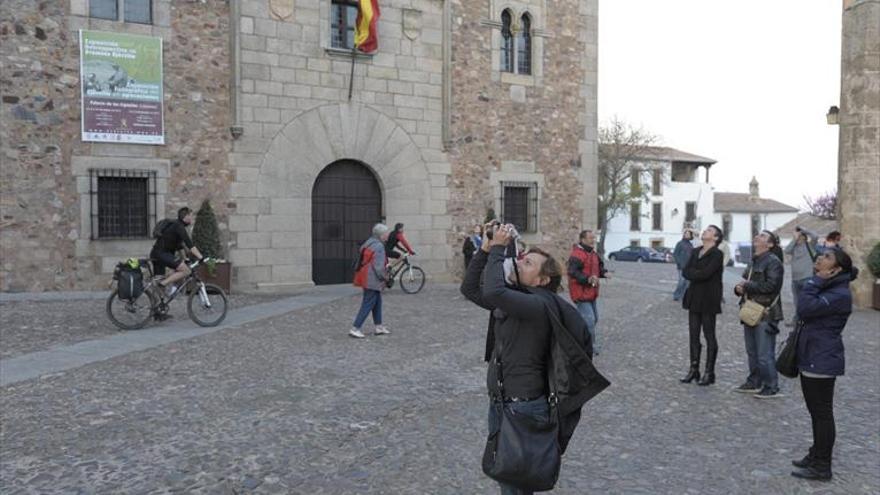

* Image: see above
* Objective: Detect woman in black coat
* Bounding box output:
[680,225,725,385]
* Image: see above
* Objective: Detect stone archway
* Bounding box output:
[250,103,432,288]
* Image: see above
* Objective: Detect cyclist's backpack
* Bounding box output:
[152,218,175,239]
[114,258,144,301]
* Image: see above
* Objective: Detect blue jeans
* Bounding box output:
[791,278,809,321]
[673,269,690,301]
[743,321,778,392]
[353,289,382,328]
[576,300,600,355]
[487,397,550,495]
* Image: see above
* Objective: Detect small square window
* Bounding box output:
[124,0,152,24]
[90,0,118,20]
[90,169,156,239]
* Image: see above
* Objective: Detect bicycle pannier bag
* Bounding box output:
[116,261,144,301]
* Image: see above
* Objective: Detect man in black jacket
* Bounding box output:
[734,230,785,399]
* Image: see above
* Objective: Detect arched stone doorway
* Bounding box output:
[311,160,382,285]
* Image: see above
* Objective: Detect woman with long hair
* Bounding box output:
[790,247,857,481]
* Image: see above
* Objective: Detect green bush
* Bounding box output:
[867,242,880,280]
[192,199,223,260]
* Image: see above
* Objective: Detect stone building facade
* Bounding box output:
[1,0,599,292]
[838,0,879,308]
[1,0,233,292]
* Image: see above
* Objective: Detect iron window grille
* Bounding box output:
[500,10,514,73]
[517,14,532,75]
[630,202,641,231]
[500,181,538,233]
[331,0,358,49]
[89,168,157,240]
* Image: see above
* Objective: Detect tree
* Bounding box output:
[192,199,223,259]
[803,191,837,220]
[596,117,661,255]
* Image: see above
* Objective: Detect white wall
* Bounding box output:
[705,211,798,249]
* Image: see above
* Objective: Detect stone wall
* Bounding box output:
[0,0,233,291]
[838,0,880,308]
[446,0,599,273]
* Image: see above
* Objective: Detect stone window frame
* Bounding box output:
[490,163,545,242]
[72,156,169,272]
[89,168,158,240]
[320,0,375,59]
[482,1,548,87]
[70,0,171,32]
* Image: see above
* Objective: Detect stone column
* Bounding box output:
[838,0,880,308]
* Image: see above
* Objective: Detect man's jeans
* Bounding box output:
[353,289,382,328]
[487,397,550,495]
[791,277,809,322]
[576,301,600,355]
[743,321,779,392]
[673,269,690,301]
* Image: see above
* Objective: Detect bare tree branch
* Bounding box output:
[802,191,837,220]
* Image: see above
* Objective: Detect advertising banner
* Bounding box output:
[79,30,164,144]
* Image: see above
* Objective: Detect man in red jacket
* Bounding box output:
[568,230,609,355]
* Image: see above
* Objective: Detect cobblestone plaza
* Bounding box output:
[1,263,878,494]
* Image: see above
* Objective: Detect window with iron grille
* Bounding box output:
[500,10,514,73]
[652,203,662,231]
[630,202,641,231]
[331,0,358,49]
[501,181,538,233]
[90,169,157,239]
[517,14,532,75]
[685,201,697,223]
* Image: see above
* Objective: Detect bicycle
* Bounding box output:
[106,257,228,330]
[385,253,426,294]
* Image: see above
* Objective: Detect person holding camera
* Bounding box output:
[790,247,857,481]
[460,223,608,494]
[734,230,785,398]
[679,225,725,386]
[567,229,608,356]
[784,226,819,327]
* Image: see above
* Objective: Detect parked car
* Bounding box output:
[607,246,667,263]
[735,242,752,265]
[653,246,674,263]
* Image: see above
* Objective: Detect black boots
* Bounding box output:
[698,347,717,386]
[791,461,832,481]
[680,363,700,383]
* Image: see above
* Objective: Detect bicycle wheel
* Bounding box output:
[106,288,156,330]
[187,282,228,327]
[399,265,426,294]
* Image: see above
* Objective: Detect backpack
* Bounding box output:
[114,258,144,301]
[152,218,175,239]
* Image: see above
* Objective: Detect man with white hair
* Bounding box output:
[350,223,391,338]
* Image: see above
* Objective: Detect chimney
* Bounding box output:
[749,176,760,200]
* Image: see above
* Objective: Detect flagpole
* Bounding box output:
[348,47,357,101]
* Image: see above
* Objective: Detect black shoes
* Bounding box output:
[791,465,832,481]
[791,455,812,469]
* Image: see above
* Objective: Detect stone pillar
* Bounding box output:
[838,0,880,308]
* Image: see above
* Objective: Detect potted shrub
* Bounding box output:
[192,199,232,293]
[867,242,880,311]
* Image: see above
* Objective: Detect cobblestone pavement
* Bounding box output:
[1,263,878,494]
[0,293,289,360]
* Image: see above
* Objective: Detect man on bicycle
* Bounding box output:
[151,207,204,300]
[385,222,416,264]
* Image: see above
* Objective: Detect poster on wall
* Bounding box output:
[79,30,164,144]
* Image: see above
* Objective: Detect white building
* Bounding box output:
[603,147,716,254]
[706,177,799,261]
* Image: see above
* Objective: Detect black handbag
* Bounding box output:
[776,322,802,378]
[482,335,561,491]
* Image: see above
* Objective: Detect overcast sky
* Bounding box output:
[598,0,842,210]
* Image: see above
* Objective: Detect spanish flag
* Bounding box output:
[354,0,380,53]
